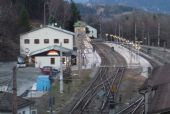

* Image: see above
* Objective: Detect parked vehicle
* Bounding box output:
[40,66,52,75]
[40,66,60,75]
[52,69,60,75]
[17,56,26,68]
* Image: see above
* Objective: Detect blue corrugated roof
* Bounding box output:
[36,75,50,91]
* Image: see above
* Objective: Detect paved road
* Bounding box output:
[0,62,42,95]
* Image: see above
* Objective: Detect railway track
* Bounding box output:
[116,97,144,114]
[69,43,126,114]
[114,44,165,114]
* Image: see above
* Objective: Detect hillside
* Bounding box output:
[0,1,20,61]
[77,4,134,18]
[78,3,170,48]
[0,0,81,61]
[75,0,170,15]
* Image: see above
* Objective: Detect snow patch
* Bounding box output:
[82,39,101,69]
[106,43,152,78]
[26,83,47,98]
[72,37,101,70]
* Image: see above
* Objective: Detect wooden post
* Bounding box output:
[12,66,17,114]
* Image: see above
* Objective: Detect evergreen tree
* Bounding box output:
[68,0,81,32]
[86,27,90,34]
[19,7,31,31]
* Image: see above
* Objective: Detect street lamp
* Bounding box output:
[110,35,113,42]
[44,1,49,25]
[105,33,108,42]
[135,41,142,64]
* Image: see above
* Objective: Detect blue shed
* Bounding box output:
[36,75,50,91]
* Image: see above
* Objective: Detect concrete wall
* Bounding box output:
[20,27,73,55]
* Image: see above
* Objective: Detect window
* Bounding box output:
[34,39,39,44]
[24,39,29,44]
[44,39,49,44]
[51,58,55,65]
[22,111,25,114]
[64,39,69,43]
[54,39,59,43]
[31,110,37,114]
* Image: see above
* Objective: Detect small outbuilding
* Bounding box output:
[0,91,36,114]
[29,45,72,69]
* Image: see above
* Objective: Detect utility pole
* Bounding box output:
[142,23,145,44]
[115,23,117,36]
[121,26,123,38]
[60,43,63,93]
[100,20,102,40]
[135,22,137,42]
[118,24,120,44]
[147,32,150,46]
[49,72,53,114]
[44,0,50,25]
[158,22,160,47]
[118,24,120,37]
[12,66,17,114]
[44,1,46,25]
[78,49,81,79]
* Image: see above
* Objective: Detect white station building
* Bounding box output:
[86,25,97,39]
[20,25,74,69]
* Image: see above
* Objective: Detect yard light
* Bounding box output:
[138,46,141,50]
[105,33,109,41]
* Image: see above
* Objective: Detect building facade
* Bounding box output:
[74,21,86,35]
[86,25,97,39]
[20,26,74,68]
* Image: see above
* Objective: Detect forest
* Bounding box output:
[0,0,80,61]
[79,4,170,47]
[1,0,170,61]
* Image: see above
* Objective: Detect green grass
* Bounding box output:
[49,69,92,113]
